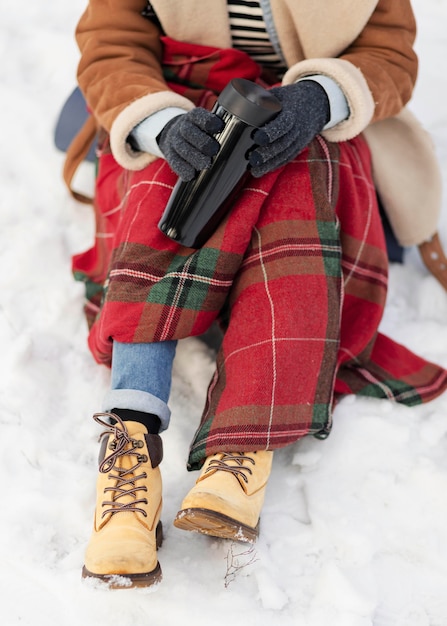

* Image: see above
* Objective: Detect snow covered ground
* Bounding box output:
[2,1,447,624]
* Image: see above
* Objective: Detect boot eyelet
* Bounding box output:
[137,454,148,463]
[130,438,144,448]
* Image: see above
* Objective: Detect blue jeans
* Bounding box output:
[102,340,177,432]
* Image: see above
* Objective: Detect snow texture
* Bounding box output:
[2,1,447,624]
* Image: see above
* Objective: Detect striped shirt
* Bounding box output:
[227,1,286,76]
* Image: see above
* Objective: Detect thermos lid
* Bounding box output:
[217,78,282,127]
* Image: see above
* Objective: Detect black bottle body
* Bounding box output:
[158,79,281,248]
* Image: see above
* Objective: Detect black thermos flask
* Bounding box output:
[158,78,282,248]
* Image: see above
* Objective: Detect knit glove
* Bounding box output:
[249,80,330,178]
[157,108,225,181]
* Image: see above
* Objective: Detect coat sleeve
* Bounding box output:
[282,0,418,142]
[76,0,194,169]
[340,0,418,122]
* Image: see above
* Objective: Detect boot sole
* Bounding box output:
[173,507,259,543]
[82,521,163,588]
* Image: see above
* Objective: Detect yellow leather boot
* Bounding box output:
[82,413,163,588]
[174,450,273,543]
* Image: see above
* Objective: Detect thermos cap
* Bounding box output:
[217,78,282,127]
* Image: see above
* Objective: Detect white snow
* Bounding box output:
[2,1,447,624]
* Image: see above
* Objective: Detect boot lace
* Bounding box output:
[206,452,256,485]
[93,412,150,518]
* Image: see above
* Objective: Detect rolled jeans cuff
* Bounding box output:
[102,389,171,432]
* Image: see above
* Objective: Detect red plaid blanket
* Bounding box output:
[72,38,447,469]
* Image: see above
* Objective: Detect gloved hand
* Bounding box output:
[157,108,225,181]
[249,80,330,178]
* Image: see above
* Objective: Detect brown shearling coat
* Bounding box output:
[73,0,441,246]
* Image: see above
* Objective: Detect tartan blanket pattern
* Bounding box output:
[72,39,447,469]
[187,136,447,468]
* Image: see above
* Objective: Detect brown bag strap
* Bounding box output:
[62,114,97,204]
[418,232,447,291]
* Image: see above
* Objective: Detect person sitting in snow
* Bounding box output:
[65,0,447,588]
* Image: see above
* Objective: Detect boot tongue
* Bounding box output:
[122,420,148,438]
[104,421,149,513]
